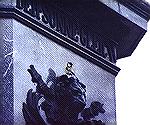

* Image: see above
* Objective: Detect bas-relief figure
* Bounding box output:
[22,63,105,125]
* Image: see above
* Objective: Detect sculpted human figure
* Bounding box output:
[23,64,105,125]
[26,64,86,125]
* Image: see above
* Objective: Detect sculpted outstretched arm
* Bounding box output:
[27,65,54,99]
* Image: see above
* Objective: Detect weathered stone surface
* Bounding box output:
[0,19,14,125]
[0,0,16,7]
[13,19,116,125]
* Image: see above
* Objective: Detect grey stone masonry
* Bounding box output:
[0,19,14,125]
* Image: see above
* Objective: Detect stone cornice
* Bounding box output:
[0,7,120,76]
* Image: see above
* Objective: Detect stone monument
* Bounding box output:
[0,0,150,125]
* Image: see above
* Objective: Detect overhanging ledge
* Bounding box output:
[99,0,150,59]
[0,7,121,76]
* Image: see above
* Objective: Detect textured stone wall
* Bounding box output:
[0,0,16,7]
[0,19,14,125]
[13,19,116,125]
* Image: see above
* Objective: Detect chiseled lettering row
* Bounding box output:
[16,0,117,63]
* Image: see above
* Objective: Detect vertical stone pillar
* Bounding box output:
[0,1,16,124]
[0,19,14,125]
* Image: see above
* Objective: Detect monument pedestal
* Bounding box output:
[0,0,150,125]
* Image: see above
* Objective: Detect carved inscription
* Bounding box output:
[16,0,117,63]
